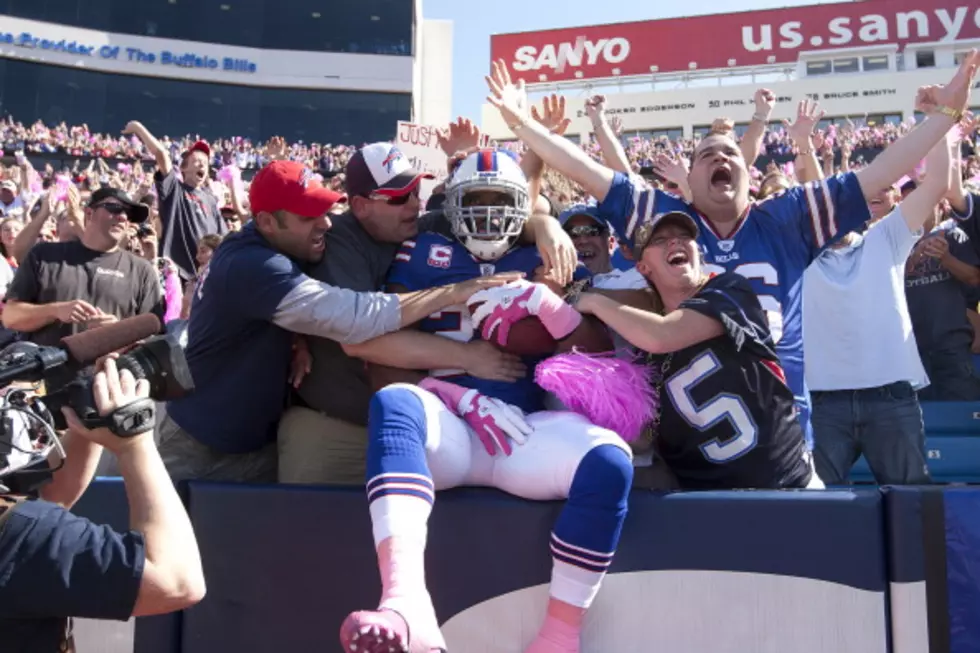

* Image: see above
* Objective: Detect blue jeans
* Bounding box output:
[810,381,932,485]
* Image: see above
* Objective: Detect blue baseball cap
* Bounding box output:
[558,204,606,228]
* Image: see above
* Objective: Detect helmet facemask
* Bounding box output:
[445,155,530,262]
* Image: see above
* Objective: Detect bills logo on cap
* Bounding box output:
[381,147,405,173]
[298,167,313,188]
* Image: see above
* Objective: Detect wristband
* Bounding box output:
[796,148,813,156]
[933,105,963,122]
[752,112,770,122]
[82,398,155,438]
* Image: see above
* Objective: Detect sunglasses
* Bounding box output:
[94,202,130,216]
[565,224,606,238]
[367,187,419,206]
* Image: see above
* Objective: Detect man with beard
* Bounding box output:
[160,161,521,483]
[484,51,980,447]
[123,121,227,284]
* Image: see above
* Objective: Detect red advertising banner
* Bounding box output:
[490,0,980,84]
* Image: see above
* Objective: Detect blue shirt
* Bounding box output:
[387,232,549,413]
[166,224,302,453]
[167,223,401,454]
[0,499,145,652]
[598,172,871,441]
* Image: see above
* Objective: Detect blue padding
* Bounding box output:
[72,477,129,532]
[182,483,884,653]
[921,402,980,434]
[72,479,186,653]
[882,487,925,584]
[944,488,980,653]
[851,435,980,484]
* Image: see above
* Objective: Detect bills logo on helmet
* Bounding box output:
[428,245,453,269]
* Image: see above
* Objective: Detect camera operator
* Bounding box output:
[0,356,205,653]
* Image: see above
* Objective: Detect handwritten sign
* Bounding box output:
[394,121,490,202]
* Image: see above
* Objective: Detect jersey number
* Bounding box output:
[422,306,473,343]
[423,307,475,378]
[666,350,758,464]
[703,261,783,344]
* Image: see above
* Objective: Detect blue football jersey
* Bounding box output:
[386,232,548,413]
[597,171,871,443]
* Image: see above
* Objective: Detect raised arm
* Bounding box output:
[585,95,631,174]
[486,60,616,202]
[122,121,171,176]
[740,88,775,167]
[855,51,978,200]
[782,99,827,184]
[899,127,956,232]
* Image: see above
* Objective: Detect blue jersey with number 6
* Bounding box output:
[598,171,871,445]
[650,272,811,489]
[386,231,547,413]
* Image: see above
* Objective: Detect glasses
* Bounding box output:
[565,224,606,238]
[366,187,419,206]
[647,233,695,248]
[94,202,129,216]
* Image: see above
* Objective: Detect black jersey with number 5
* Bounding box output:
[651,272,811,489]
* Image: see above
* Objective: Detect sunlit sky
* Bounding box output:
[422,0,851,120]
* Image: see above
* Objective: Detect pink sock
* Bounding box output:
[377,538,444,651]
[524,614,581,653]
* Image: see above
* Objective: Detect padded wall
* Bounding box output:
[183,484,888,653]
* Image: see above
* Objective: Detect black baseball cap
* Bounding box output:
[633,211,700,258]
[88,187,150,223]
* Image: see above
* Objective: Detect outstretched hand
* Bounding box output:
[486,59,530,130]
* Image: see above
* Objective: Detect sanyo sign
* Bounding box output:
[511,37,631,73]
[742,5,980,52]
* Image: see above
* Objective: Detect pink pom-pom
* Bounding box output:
[535,350,656,443]
[162,268,183,324]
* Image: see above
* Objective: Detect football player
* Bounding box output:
[339,149,632,653]
[485,52,980,449]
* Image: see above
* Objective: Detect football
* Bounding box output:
[468,295,558,357]
[499,317,558,357]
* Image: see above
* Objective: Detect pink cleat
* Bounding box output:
[339,609,447,653]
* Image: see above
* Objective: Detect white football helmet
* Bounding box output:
[444,149,530,261]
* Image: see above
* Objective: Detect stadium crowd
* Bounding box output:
[1,48,980,653]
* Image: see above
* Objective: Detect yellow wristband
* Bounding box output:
[934,105,963,121]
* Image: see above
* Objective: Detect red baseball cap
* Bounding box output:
[183,140,211,158]
[249,160,347,218]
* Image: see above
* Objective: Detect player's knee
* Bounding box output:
[368,384,428,446]
[572,444,634,509]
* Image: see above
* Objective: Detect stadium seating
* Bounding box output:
[851,401,980,484]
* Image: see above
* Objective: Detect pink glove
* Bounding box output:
[419,377,532,456]
[467,280,582,348]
